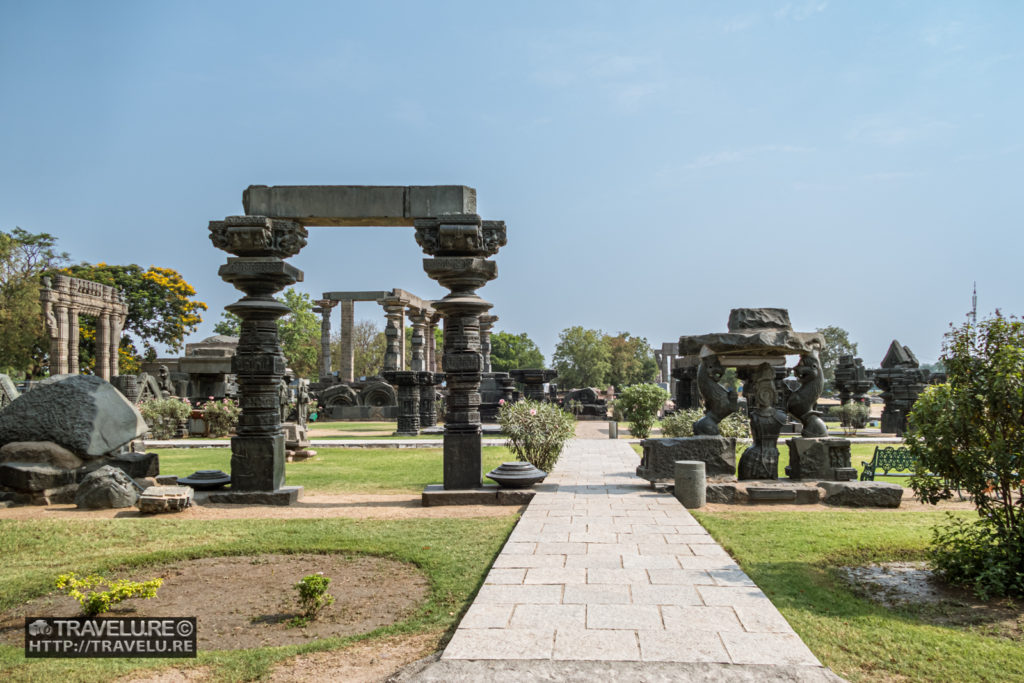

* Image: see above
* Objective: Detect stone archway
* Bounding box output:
[39,275,128,379]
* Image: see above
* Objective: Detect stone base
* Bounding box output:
[421,484,534,507]
[207,486,303,506]
[283,423,309,450]
[785,437,853,481]
[704,479,903,507]
[819,481,903,508]
[138,485,194,513]
[637,436,737,484]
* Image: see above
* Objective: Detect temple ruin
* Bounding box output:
[39,274,128,380]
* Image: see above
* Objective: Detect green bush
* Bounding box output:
[55,572,163,616]
[660,407,751,439]
[929,514,1024,600]
[498,399,576,472]
[616,384,669,439]
[835,402,870,433]
[203,398,240,437]
[293,573,334,622]
[138,397,190,439]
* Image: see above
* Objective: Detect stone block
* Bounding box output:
[0,463,76,492]
[0,441,84,469]
[443,432,483,490]
[785,437,853,481]
[8,484,78,506]
[156,475,179,485]
[137,485,193,514]
[75,465,139,509]
[421,483,534,507]
[242,185,477,227]
[819,481,904,508]
[229,434,285,492]
[207,486,303,506]
[637,437,736,484]
[706,483,737,504]
[107,452,159,479]
[674,461,706,509]
[0,375,148,457]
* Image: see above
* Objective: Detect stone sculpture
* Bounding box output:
[872,340,931,436]
[786,353,828,437]
[693,356,737,435]
[738,363,788,479]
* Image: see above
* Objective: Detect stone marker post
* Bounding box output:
[209,216,306,501]
[415,214,506,489]
[674,460,706,509]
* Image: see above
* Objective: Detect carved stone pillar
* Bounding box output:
[67,309,80,375]
[479,315,496,373]
[52,305,68,375]
[409,310,428,372]
[427,312,441,373]
[415,214,506,489]
[96,313,110,380]
[109,307,125,378]
[314,299,337,381]
[420,372,443,428]
[383,370,422,436]
[339,299,355,382]
[382,299,405,373]
[209,215,306,502]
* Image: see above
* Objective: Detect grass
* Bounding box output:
[156,446,515,493]
[692,507,1023,682]
[307,421,398,431]
[0,515,517,682]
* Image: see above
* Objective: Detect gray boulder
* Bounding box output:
[0,441,85,469]
[819,481,904,508]
[0,375,147,457]
[75,465,139,509]
[0,463,77,492]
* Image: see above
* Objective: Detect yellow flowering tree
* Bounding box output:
[65,263,207,368]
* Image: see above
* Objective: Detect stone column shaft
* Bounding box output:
[410,312,428,372]
[340,300,355,382]
[52,305,69,375]
[382,302,405,372]
[96,313,110,380]
[109,313,124,378]
[479,315,497,374]
[67,309,80,375]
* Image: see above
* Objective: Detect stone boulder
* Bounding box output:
[0,441,84,470]
[0,375,148,457]
[75,465,139,509]
[819,481,904,508]
[0,463,76,492]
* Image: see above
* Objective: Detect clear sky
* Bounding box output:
[2,1,1021,367]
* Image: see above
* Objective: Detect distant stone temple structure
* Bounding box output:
[39,275,128,379]
[872,340,934,437]
[207,184,503,503]
[141,335,238,403]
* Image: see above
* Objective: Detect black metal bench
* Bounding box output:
[860,446,917,481]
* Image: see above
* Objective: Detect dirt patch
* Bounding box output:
[0,493,524,521]
[267,629,442,682]
[0,554,429,651]
[840,561,1024,639]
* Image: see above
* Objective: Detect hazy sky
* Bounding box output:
[2,1,1021,367]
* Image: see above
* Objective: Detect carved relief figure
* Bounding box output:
[157,365,175,398]
[738,363,788,480]
[786,352,828,437]
[693,355,738,435]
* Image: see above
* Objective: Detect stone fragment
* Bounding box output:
[785,438,856,481]
[0,463,77,491]
[137,485,193,514]
[107,452,159,479]
[0,441,84,470]
[705,483,737,504]
[637,436,736,484]
[819,481,904,508]
[75,465,139,509]
[0,375,148,457]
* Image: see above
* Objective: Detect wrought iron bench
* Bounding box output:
[860,446,918,481]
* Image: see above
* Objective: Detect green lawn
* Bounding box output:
[693,508,1022,682]
[155,446,514,493]
[0,515,517,682]
[306,421,398,431]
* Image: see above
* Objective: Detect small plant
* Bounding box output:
[498,399,576,472]
[616,383,670,439]
[835,402,870,435]
[660,407,751,439]
[138,397,190,439]
[203,398,240,437]
[290,573,334,626]
[55,573,163,617]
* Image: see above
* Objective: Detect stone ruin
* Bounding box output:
[637,309,900,506]
[206,184,505,503]
[872,340,937,437]
[39,275,128,380]
[560,386,608,419]
[833,354,873,428]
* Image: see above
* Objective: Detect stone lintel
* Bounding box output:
[242,185,476,226]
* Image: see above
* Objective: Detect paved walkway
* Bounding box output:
[439,439,829,672]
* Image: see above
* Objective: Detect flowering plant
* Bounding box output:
[203,398,240,437]
[139,397,190,439]
[497,399,576,472]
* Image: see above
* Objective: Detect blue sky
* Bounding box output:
[2,1,1021,367]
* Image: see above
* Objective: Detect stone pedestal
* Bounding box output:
[208,215,307,504]
[637,436,736,484]
[784,437,856,481]
[384,370,430,436]
[416,215,506,491]
[674,461,706,509]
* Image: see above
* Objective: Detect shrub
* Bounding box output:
[836,402,870,433]
[138,397,190,439]
[293,573,334,622]
[498,399,576,472]
[616,383,669,439]
[55,573,163,617]
[203,398,240,437]
[907,313,1024,598]
[660,407,751,439]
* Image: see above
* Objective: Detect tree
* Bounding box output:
[276,288,319,379]
[212,311,241,337]
[907,314,1024,598]
[0,228,68,377]
[66,263,207,367]
[816,325,858,388]
[330,319,386,379]
[616,383,669,439]
[490,331,545,372]
[605,332,658,389]
[552,326,611,389]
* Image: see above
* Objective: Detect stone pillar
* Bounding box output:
[427,312,441,372]
[383,370,422,436]
[382,299,405,373]
[409,310,428,372]
[415,214,506,490]
[314,299,337,380]
[209,215,306,502]
[67,309,80,375]
[339,299,355,382]
[109,309,125,378]
[479,315,496,373]
[399,308,407,370]
[96,313,110,380]
[50,305,67,375]
[420,372,442,428]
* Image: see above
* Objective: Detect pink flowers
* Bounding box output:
[499,399,506,405]
[529,408,537,416]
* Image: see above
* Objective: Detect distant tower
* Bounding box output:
[968,282,977,326]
